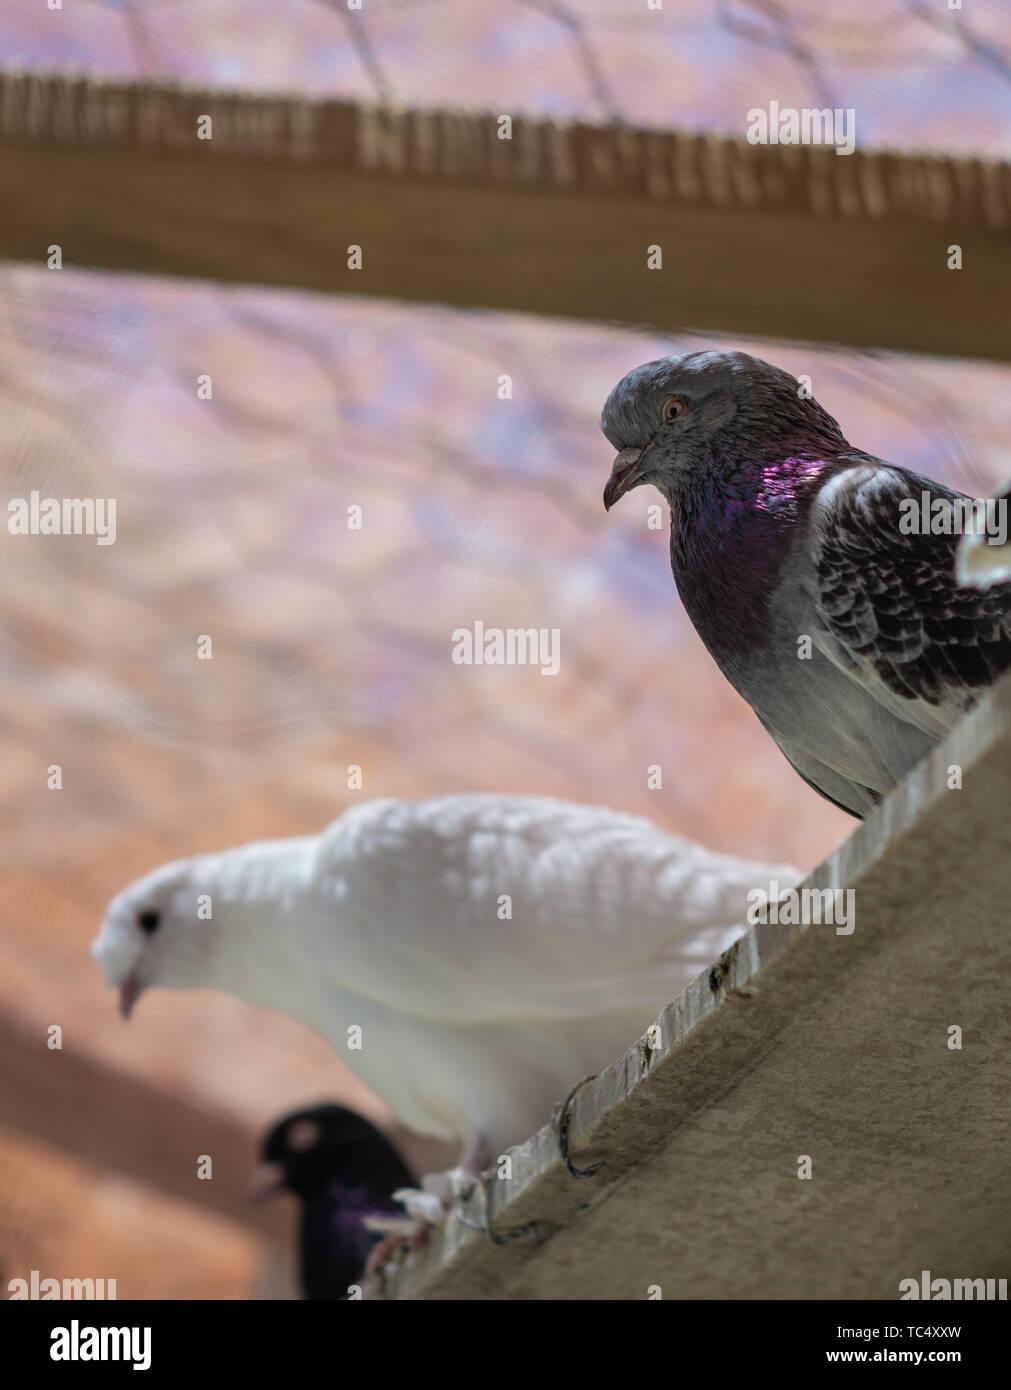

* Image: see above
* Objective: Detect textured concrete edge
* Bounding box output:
[368,669,1011,1298]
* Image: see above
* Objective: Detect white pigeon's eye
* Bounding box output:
[287,1119,320,1153]
[661,395,686,424]
[137,909,160,934]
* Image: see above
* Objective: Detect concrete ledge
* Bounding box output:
[371,672,1011,1298]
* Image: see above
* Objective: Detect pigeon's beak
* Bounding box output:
[603,446,648,510]
[118,972,144,1020]
[246,1162,285,1203]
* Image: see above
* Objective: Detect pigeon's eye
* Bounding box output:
[661,395,686,423]
[137,909,161,934]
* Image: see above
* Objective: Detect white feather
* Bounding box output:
[92,794,798,1153]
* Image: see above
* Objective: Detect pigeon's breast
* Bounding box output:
[669,460,827,683]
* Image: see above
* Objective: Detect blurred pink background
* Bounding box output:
[3,0,1010,1298]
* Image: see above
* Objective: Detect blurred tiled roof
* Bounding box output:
[4,266,1011,881]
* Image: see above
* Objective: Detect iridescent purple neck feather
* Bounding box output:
[668,450,845,679]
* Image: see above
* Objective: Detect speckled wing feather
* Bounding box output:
[809,463,1011,733]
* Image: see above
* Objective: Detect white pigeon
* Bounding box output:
[958,482,1011,588]
[92,794,799,1158]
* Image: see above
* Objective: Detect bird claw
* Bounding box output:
[392,1183,453,1226]
[361,1191,448,1283]
[362,1225,430,1282]
[395,1140,540,1248]
[370,1145,491,1253]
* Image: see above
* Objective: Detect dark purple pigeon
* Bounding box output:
[601,349,1011,818]
[249,1104,415,1299]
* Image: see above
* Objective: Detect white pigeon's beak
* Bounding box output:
[604,446,649,510]
[118,971,144,1020]
[246,1162,285,1202]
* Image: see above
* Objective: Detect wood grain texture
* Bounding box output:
[0,73,1008,359]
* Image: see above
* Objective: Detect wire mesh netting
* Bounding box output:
[2,0,1010,1300]
[2,0,1009,151]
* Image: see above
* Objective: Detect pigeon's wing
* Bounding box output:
[755,711,881,819]
[314,795,798,1025]
[807,462,1011,737]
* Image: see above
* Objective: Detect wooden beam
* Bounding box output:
[0,1007,288,1242]
[1,71,1009,359]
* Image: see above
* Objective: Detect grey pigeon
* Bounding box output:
[602,349,1011,818]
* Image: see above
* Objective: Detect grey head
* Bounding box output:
[601,349,846,510]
